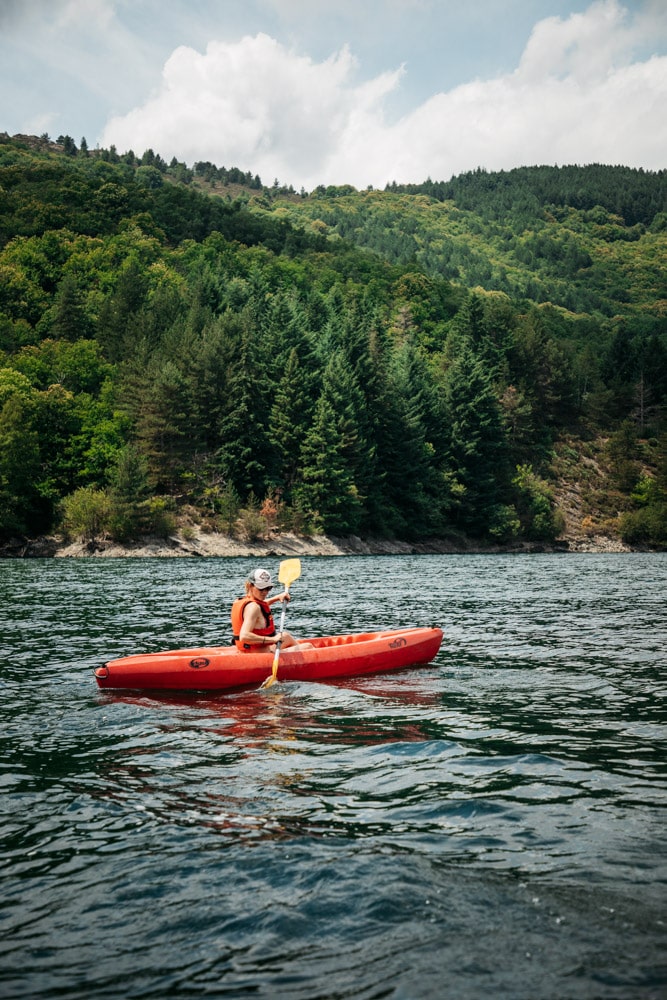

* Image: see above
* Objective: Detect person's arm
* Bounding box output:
[267,592,290,606]
[239,604,276,646]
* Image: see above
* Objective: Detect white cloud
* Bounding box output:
[101,0,667,189]
[102,32,402,185]
[518,0,631,83]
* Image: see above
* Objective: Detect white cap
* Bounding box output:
[248,567,273,589]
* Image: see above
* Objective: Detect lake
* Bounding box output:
[1,553,665,999]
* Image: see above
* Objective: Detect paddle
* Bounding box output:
[260,558,302,690]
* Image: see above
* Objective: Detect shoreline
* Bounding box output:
[0,528,635,558]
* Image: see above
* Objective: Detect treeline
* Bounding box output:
[278,168,667,320]
[0,135,665,547]
[0,138,316,252]
[386,164,667,229]
[51,132,290,194]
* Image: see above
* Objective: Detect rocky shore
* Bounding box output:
[0,526,632,558]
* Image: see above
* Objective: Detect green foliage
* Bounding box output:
[213,484,242,535]
[269,346,317,496]
[11,338,111,393]
[215,316,275,501]
[60,486,112,543]
[387,164,667,228]
[106,445,151,540]
[0,135,665,547]
[278,165,667,321]
[620,500,667,548]
[443,342,512,536]
[293,392,363,535]
[512,464,565,541]
[619,435,667,548]
[378,337,448,537]
[237,495,268,541]
[0,393,42,535]
[143,496,176,538]
[605,421,640,491]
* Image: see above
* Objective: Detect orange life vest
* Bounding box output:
[231,596,275,651]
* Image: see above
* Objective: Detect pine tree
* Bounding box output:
[444,341,513,537]
[269,348,317,497]
[41,273,91,341]
[96,255,148,362]
[293,393,362,535]
[0,395,42,535]
[122,358,193,493]
[327,350,370,471]
[108,444,152,539]
[216,322,275,500]
[186,314,238,452]
[378,338,447,537]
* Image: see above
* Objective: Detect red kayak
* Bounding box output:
[94,627,443,693]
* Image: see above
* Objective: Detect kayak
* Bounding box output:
[94,626,443,693]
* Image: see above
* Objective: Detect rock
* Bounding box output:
[0,526,638,558]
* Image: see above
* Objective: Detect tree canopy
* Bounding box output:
[0,133,665,547]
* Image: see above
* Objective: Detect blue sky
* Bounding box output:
[1,0,666,189]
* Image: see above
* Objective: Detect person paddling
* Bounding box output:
[231,567,312,653]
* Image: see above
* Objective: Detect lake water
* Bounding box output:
[1,553,666,999]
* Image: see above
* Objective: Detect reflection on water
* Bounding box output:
[1,553,666,999]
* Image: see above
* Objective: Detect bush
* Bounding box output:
[512,464,565,541]
[620,505,667,547]
[487,504,520,542]
[144,497,176,538]
[619,474,667,547]
[106,495,176,542]
[207,484,241,536]
[277,501,323,537]
[60,487,111,542]
[106,504,136,542]
[237,504,268,541]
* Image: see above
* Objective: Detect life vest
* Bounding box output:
[231,596,276,651]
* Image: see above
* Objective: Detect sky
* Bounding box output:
[1,0,666,191]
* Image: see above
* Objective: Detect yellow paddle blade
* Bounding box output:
[278,558,301,588]
[260,649,281,690]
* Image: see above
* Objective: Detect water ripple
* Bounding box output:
[1,554,666,998]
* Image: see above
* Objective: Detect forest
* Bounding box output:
[0,132,666,549]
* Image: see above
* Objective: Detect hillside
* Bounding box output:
[268,168,667,321]
[0,133,665,551]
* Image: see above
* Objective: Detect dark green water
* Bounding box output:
[1,553,665,999]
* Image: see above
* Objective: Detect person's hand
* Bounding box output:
[277,592,291,604]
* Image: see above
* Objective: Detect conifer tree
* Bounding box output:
[122,358,193,493]
[293,393,362,534]
[0,395,42,535]
[268,348,316,497]
[379,338,447,537]
[108,444,152,539]
[216,322,275,500]
[319,350,372,500]
[43,273,91,341]
[96,255,148,362]
[186,314,238,452]
[444,341,513,537]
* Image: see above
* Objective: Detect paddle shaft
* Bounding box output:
[270,586,290,680]
[260,558,301,690]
